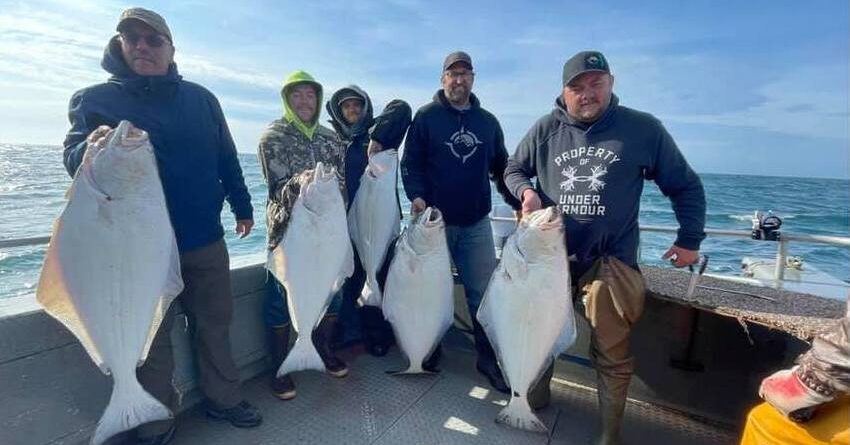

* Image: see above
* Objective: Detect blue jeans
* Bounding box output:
[264,271,343,328]
[445,216,498,319]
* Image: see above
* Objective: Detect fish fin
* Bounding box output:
[332,243,354,297]
[276,335,326,376]
[90,375,172,445]
[496,395,547,433]
[387,365,436,376]
[266,245,287,284]
[551,312,578,359]
[36,229,107,372]
[140,239,184,364]
[500,236,529,281]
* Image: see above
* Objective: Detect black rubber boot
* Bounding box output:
[472,319,510,394]
[313,315,349,377]
[362,306,395,357]
[528,361,554,411]
[269,324,296,400]
[422,344,442,373]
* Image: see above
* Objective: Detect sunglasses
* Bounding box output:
[120,32,168,48]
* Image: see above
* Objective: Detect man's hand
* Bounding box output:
[83,125,114,162]
[235,219,254,239]
[521,189,542,216]
[662,245,699,268]
[411,197,427,215]
[759,367,832,419]
[367,140,383,157]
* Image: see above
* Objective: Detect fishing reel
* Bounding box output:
[751,210,782,241]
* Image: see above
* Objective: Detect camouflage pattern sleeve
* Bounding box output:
[259,121,348,249]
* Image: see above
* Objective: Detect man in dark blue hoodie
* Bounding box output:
[401,51,520,394]
[504,50,706,445]
[326,86,411,357]
[62,8,261,444]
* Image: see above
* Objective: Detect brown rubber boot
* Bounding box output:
[595,372,629,445]
[313,315,349,378]
[269,324,296,400]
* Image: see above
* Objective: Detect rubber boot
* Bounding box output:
[362,306,394,357]
[528,361,554,411]
[313,315,349,377]
[595,372,629,445]
[422,344,442,373]
[269,324,296,400]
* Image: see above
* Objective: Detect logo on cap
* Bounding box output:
[586,54,605,69]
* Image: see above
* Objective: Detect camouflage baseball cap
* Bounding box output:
[562,50,610,86]
[117,7,173,42]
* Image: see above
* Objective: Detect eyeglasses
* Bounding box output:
[120,32,168,48]
[445,70,474,80]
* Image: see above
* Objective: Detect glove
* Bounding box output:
[759,366,833,421]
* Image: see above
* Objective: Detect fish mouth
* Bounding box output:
[527,206,562,231]
[108,121,149,151]
[419,207,443,228]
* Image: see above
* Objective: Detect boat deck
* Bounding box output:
[166,334,736,445]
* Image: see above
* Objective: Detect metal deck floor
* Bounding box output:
[167,342,737,445]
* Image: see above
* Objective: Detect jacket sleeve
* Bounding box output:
[795,303,850,398]
[211,95,253,221]
[490,121,521,210]
[370,99,412,151]
[503,120,540,202]
[62,91,92,178]
[648,122,706,250]
[400,111,428,202]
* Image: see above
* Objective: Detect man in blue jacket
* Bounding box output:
[62,8,261,444]
[401,51,520,394]
[504,50,706,445]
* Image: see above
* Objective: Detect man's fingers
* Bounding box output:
[87,125,113,143]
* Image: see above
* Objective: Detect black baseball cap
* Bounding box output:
[563,50,610,86]
[443,51,473,71]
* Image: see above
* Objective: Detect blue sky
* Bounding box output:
[0,0,847,179]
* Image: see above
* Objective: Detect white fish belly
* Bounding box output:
[348,154,400,306]
[479,265,571,396]
[270,208,350,334]
[383,245,453,370]
[37,170,179,375]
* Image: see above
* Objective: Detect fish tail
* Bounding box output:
[359,281,382,307]
[390,362,427,375]
[496,395,547,433]
[90,375,171,445]
[276,335,325,376]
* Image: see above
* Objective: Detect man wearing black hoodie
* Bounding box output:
[62,8,261,445]
[401,51,520,394]
[504,51,706,445]
[325,86,411,357]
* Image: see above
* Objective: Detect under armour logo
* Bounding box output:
[560,164,608,192]
[444,126,482,163]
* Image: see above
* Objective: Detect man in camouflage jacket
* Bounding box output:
[257,70,348,401]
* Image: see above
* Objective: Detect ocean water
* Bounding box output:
[1,143,848,301]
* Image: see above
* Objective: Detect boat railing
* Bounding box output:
[492,217,850,283]
[3,221,849,283]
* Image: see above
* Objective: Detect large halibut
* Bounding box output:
[476,206,576,433]
[37,121,183,444]
[267,163,353,376]
[347,149,400,306]
[382,207,454,374]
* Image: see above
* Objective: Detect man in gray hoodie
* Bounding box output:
[504,50,706,445]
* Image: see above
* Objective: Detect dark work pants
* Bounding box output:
[136,239,242,437]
